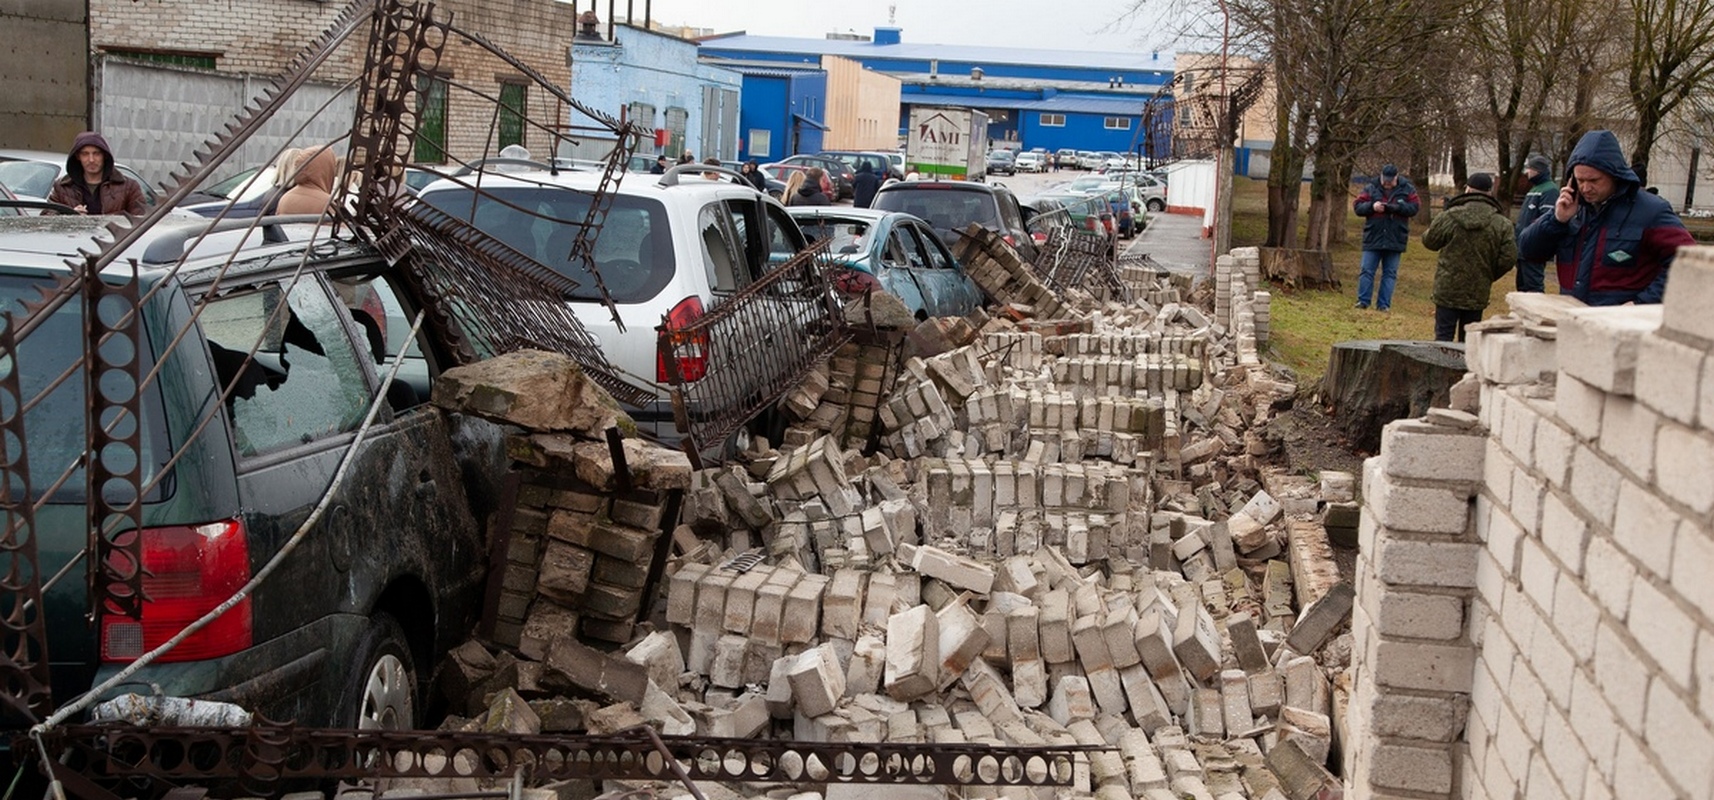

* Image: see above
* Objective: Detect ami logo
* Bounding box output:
[916,113,963,145]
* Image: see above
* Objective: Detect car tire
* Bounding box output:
[342,612,417,731]
[1147,199,1165,213]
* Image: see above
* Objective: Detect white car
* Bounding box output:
[0,148,162,210]
[1014,152,1046,172]
[413,163,821,441]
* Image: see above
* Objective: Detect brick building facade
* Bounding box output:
[90,0,579,165]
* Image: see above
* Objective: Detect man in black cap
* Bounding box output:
[650,154,669,174]
[1352,163,1421,311]
[1423,173,1515,342]
[1513,154,1557,292]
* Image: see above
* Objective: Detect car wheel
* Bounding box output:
[343,613,417,730]
[1147,199,1165,213]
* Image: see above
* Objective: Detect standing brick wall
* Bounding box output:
[1347,249,1714,799]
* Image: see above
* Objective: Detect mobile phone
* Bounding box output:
[1567,171,1579,199]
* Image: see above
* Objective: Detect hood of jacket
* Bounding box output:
[64,131,116,180]
[288,146,339,195]
[1442,191,1502,227]
[1566,129,1639,186]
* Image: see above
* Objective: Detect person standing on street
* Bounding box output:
[741,160,768,192]
[650,155,669,174]
[1518,129,1694,306]
[794,168,833,206]
[1352,164,1420,311]
[852,162,880,208]
[1513,154,1558,292]
[47,131,146,216]
[1423,173,1516,342]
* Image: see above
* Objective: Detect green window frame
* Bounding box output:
[414,74,449,164]
[499,83,527,150]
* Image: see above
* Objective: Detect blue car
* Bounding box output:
[786,206,984,319]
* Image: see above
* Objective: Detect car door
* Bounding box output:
[903,219,981,316]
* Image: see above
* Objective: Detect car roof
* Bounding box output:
[0,149,66,163]
[416,165,766,200]
[877,180,1003,196]
[0,214,360,281]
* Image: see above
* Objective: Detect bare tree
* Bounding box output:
[1625,0,1714,184]
[1462,0,1590,208]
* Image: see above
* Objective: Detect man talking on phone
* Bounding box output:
[1517,129,1692,306]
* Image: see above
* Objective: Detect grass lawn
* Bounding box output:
[1228,177,1447,386]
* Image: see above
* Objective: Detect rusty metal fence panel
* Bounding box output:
[659,241,847,462]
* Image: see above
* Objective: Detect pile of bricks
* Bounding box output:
[427,247,1362,799]
[953,225,1073,320]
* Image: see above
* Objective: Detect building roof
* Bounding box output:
[698,33,1172,72]
[903,92,1152,116]
[726,64,821,79]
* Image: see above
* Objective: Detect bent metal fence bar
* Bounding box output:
[658,240,849,466]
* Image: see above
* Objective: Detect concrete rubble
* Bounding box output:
[429,246,1359,799]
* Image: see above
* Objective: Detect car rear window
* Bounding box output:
[872,188,1002,232]
[0,273,170,503]
[418,186,676,303]
[0,161,60,199]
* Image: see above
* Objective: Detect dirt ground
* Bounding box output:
[1258,391,1368,581]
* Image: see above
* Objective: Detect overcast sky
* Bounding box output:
[582,0,1173,54]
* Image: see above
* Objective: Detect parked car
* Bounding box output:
[1077,151,1105,170]
[870,179,1039,264]
[1020,195,1077,249]
[887,152,907,179]
[0,211,496,739]
[819,150,902,181]
[1055,148,1080,170]
[787,206,982,319]
[986,150,1017,176]
[0,149,162,210]
[413,163,819,440]
[1013,152,1046,173]
[776,154,855,200]
[1072,171,1169,213]
[762,163,836,200]
[1029,190,1119,256]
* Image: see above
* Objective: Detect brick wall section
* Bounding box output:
[1345,247,1714,799]
[90,0,575,163]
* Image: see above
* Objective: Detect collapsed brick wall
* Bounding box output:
[1346,250,1714,798]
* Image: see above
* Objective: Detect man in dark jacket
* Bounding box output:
[852,162,880,208]
[1513,154,1557,292]
[46,131,147,216]
[1518,129,1693,306]
[1352,164,1421,311]
[1423,173,1516,342]
[650,155,668,174]
[795,168,833,206]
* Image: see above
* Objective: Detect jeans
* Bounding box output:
[1434,306,1484,342]
[1357,249,1402,309]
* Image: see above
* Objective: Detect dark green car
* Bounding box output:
[0,214,496,734]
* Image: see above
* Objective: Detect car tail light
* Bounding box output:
[100,519,253,663]
[833,269,881,296]
[1002,234,1017,247]
[657,296,709,382]
[1031,232,1048,244]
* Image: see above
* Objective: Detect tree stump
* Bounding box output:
[1259,247,1338,289]
[1322,340,1467,453]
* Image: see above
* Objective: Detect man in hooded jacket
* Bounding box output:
[1512,153,1557,292]
[1518,129,1693,306]
[852,162,881,208]
[1423,173,1516,342]
[46,131,147,216]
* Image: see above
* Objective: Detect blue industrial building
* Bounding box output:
[568,24,744,162]
[697,27,1175,157]
[727,66,828,162]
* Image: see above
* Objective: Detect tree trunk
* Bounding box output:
[1322,340,1468,453]
[1631,109,1662,187]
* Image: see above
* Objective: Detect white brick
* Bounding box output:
[1628,579,1696,689]
[1478,330,1557,385]
[1479,496,1523,575]
[1379,420,1487,480]
[1534,419,1575,488]
[1593,622,1650,732]
[1634,333,1705,425]
[1612,480,1679,579]
[1372,640,1475,693]
[1568,671,1620,776]
[1654,422,1714,514]
[1584,537,1635,619]
[1671,523,1714,623]
[1517,536,1558,612]
[1374,589,1464,640]
[1597,395,1659,482]
[1550,577,1599,663]
[1498,392,1539,464]
[883,605,940,701]
[1702,353,1714,429]
[1613,729,1675,799]
[1375,535,1480,588]
[1569,445,1621,528]
[1528,620,1577,710]
[1698,629,1714,721]
[1510,468,1544,531]
[1372,477,1472,536]
[1493,696,1534,781]
[1644,678,1714,796]
[1555,373,1605,442]
[1505,642,1549,736]
[1660,246,1714,342]
[1540,491,1588,576]
[1560,304,1663,396]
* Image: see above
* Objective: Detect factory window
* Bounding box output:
[413,74,449,164]
[498,82,527,149]
[1041,114,1065,127]
[1104,117,1131,130]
